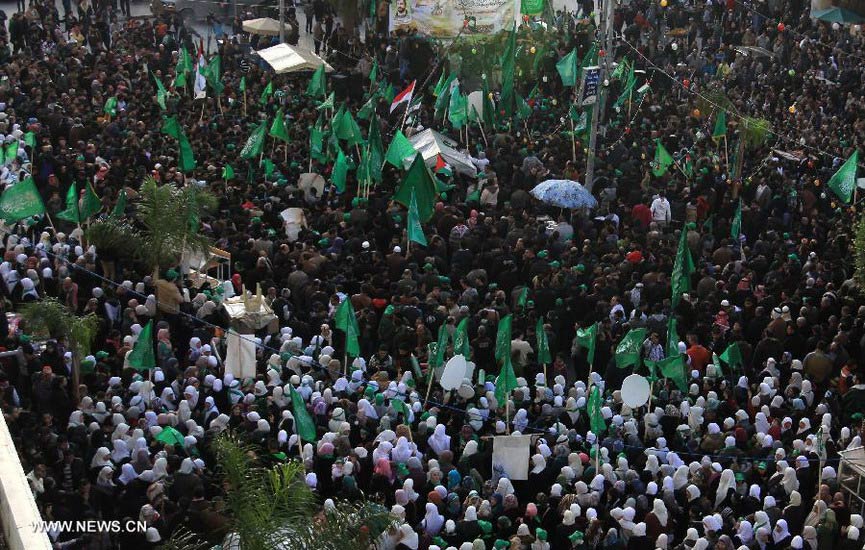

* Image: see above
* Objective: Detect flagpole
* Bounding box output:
[424,364,434,410]
[505,397,510,435]
[723,135,729,172]
[569,114,577,163]
[243,89,247,116]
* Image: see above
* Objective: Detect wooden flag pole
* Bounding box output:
[343,350,348,377]
[505,398,510,434]
[570,115,577,162]
[243,89,247,116]
[424,365,435,409]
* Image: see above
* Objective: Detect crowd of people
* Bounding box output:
[0,0,864,548]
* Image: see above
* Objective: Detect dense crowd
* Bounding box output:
[0,0,865,548]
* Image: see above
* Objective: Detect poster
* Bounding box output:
[225,330,257,379]
[491,434,532,480]
[390,0,517,38]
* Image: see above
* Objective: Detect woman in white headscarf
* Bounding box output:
[773,519,792,547]
[396,523,419,549]
[645,498,669,541]
[357,398,378,420]
[421,502,444,536]
[513,408,528,432]
[151,457,169,481]
[427,424,451,456]
[672,464,689,490]
[110,439,130,463]
[735,519,754,546]
[782,466,799,495]
[715,469,735,508]
[90,447,112,469]
[118,463,138,485]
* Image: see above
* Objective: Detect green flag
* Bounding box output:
[494,354,518,405]
[385,130,417,168]
[174,47,193,87]
[521,0,543,14]
[731,199,742,240]
[201,55,224,95]
[178,134,196,173]
[515,93,532,121]
[369,58,378,88]
[56,183,81,223]
[516,287,529,308]
[536,317,552,365]
[393,154,438,222]
[239,75,246,92]
[671,226,695,307]
[827,151,858,204]
[588,385,606,435]
[666,316,679,358]
[128,320,156,370]
[160,115,182,139]
[712,110,727,141]
[289,385,318,442]
[431,323,451,369]
[261,158,276,179]
[454,317,470,357]
[719,342,743,371]
[334,298,360,357]
[556,48,579,87]
[365,115,384,184]
[391,398,413,423]
[613,62,637,109]
[610,57,629,80]
[0,177,44,223]
[331,148,350,193]
[575,323,598,366]
[112,188,127,218]
[260,81,274,105]
[495,314,513,364]
[481,78,497,130]
[153,73,168,110]
[434,74,456,120]
[306,64,326,98]
[332,107,364,146]
[448,85,468,129]
[222,164,235,180]
[615,328,646,368]
[712,352,724,377]
[80,182,102,219]
[2,139,18,166]
[500,23,516,117]
[652,139,674,177]
[407,190,427,246]
[240,121,268,160]
[357,91,379,120]
[656,354,688,392]
[317,91,336,111]
[23,131,36,150]
[269,110,290,143]
[103,96,118,117]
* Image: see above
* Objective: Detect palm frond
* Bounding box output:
[160,526,211,550]
[740,117,771,151]
[20,298,74,340]
[84,217,140,258]
[854,214,865,289]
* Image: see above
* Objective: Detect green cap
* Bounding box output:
[537,250,548,258]
[95,351,109,360]
[494,540,509,549]
[575,263,586,272]
[478,520,492,534]
[19,334,30,344]
[550,260,561,268]
[423,263,434,271]
[735,472,745,482]
[536,528,548,541]
[384,305,395,315]
[343,213,351,221]
[165,269,179,281]
[280,352,291,362]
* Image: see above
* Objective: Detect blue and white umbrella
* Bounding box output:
[530,179,598,209]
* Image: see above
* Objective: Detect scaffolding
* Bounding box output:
[839,446,865,515]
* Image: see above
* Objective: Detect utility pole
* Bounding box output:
[279,0,286,43]
[584,0,616,192]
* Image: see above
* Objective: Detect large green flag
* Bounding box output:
[0,177,44,223]
[431,323,450,369]
[655,354,688,392]
[240,121,268,160]
[610,57,629,80]
[56,182,81,223]
[407,190,427,246]
[357,91,380,120]
[481,78,497,130]
[260,81,274,105]
[393,154,438,222]
[827,151,858,204]
[719,341,743,371]
[80,182,102,219]
[712,110,727,141]
[434,74,456,120]
[588,385,606,435]
[575,323,598,366]
[306,64,326,98]
[23,131,36,150]
[201,55,224,95]
[2,139,18,166]
[334,298,360,357]
[112,188,127,218]
[448,85,468,129]
[521,0,543,14]
[331,148,350,193]
[500,24,516,117]
[652,139,674,177]
[494,314,513,364]
[153,73,168,110]
[671,226,694,307]
[289,386,318,442]
[536,317,552,365]
[174,47,193,87]
[269,110,290,143]
[666,316,679,358]
[161,115,182,139]
[454,317,470,357]
[178,134,196,172]
[615,328,646,368]
[731,199,742,240]
[385,130,417,168]
[613,62,637,109]
[309,126,327,162]
[556,48,579,87]
[128,320,156,370]
[368,58,378,88]
[103,96,118,117]
[332,107,364,146]
[494,354,518,405]
[516,287,529,308]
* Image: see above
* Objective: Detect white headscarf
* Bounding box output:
[715,469,735,507]
[652,498,668,526]
[90,447,111,468]
[422,502,444,535]
[781,466,799,495]
[773,519,791,543]
[427,424,451,456]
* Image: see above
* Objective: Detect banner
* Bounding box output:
[521,0,543,14]
[579,66,600,106]
[491,434,532,480]
[390,0,516,38]
[225,330,257,380]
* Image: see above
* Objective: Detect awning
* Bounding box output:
[242,17,291,37]
[811,6,865,23]
[407,129,478,178]
[255,43,334,74]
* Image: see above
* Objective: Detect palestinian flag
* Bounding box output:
[434,154,452,177]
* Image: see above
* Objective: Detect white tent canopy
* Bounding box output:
[242,17,291,37]
[407,129,478,178]
[255,43,334,74]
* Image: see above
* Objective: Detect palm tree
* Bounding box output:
[19,298,100,402]
[165,434,396,550]
[853,213,865,289]
[86,177,217,276]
